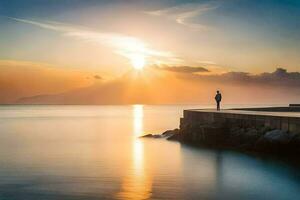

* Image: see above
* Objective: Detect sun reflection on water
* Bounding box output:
[133,105,144,138]
[116,105,152,200]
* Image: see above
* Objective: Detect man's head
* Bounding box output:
[217,90,220,94]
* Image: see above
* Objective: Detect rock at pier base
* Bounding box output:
[140,129,180,139]
[139,134,162,138]
[162,129,179,138]
[178,122,300,157]
[254,130,290,153]
[141,123,300,158]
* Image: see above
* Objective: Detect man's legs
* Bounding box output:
[217,101,220,110]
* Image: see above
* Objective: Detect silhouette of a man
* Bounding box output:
[215,90,222,111]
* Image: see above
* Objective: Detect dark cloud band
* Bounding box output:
[155,65,209,73]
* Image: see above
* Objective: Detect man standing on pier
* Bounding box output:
[215,91,222,111]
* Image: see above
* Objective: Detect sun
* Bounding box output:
[131,54,145,70]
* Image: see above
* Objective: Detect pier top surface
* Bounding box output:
[188,109,300,118]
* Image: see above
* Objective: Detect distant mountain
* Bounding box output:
[15,68,300,105]
[15,69,178,104]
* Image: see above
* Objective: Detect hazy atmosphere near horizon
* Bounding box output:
[1,0,300,104]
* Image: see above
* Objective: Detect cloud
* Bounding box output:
[145,2,218,30]
[177,68,300,88]
[10,17,179,65]
[197,60,217,65]
[155,65,209,73]
[255,68,300,87]
[94,75,102,80]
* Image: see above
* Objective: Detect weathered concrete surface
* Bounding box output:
[178,108,300,155]
[234,106,300,112]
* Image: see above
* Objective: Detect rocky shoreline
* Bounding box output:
[141,123,300,157]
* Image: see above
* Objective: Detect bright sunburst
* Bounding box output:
[131,54,145,70]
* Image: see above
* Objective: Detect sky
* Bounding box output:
[0,0,300,104]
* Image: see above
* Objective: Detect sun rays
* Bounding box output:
[10,17,177,71]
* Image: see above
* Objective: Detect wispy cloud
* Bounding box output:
[154,65,209,73]
[145,2,218,30]
[10,17,179,65]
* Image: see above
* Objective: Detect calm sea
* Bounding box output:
[0,105,299,200]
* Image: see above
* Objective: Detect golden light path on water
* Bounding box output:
[116,105,152,200]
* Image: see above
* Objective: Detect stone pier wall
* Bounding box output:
[178,109,300,155]
[181,110,300,133]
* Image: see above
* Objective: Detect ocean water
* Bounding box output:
[0,105,299,200]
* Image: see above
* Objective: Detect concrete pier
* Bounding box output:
[181,108,300,134]
[177,107,300,155]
